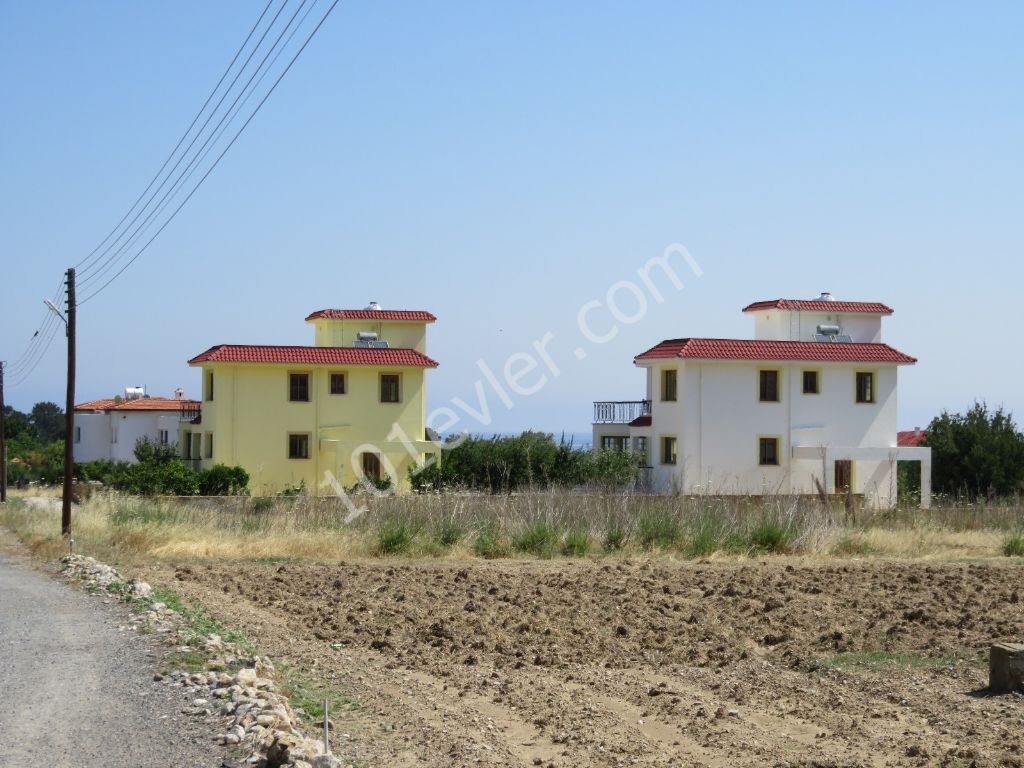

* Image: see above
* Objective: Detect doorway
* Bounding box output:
[834,460,853,494]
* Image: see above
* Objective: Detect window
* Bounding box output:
[362,452,382,480]
[204,433,213,459]
[759,370,780,402]
[205,371,214,402]
[191,434,201,460]
[329,372,346,395]
[159,429,169,445]
[289,372,310,402]
[661,436,677,465]
[855,372,875,403]
[661,369,677,402]
[183,432,192,459]
[288,433,310,460]
[600,435,628,451]
[112,426,118,444]
[380,374,401,403]
[759,437,780,466]
[635,436,648,464]
[802,370,820,395]
[74,426,81,444]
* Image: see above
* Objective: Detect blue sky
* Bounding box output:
[2,1,1021,435]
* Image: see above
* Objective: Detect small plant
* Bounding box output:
[748,517,791,553]
[637,509,681,549]
[473,522,509,559]
[562,528,592,557]
[603,525,627,552]
[513,521,560,558]
[833,534,873,556]
[250,496,275,513]
[1004,530,1024,557]
[686,515,727,558]
[377,519,416,555]
[433,519,466,549]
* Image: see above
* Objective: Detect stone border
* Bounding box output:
[59,554,342,768]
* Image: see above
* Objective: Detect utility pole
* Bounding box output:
[62,268,76,536]
[1,361,7,503]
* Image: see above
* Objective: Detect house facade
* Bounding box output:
[182,304,439,495]
[593,294,932,508]
[74,388,200,463]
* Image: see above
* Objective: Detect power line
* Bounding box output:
[4,277,65,375]
[79,0,340,305]
[78,0,314,292]
[8,317,61,389]
[74,0,278,278]
[79,0,322,295]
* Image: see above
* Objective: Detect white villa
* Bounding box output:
[593,293,931,508]
[73,387,201,463]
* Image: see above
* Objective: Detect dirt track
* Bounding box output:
[143,558,1024,767]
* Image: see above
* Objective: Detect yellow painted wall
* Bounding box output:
[187,363,432,495]
[308,319,428,352]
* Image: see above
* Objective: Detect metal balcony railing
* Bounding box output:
[179,403,201,422]
[592,400,651,424]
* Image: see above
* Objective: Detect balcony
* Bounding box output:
[593,400,651,424]
[179,402,201,422]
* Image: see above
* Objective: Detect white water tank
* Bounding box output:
[125,386,146,400]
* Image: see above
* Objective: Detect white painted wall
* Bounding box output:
[634,359,902,507]
[750,310,883,342]
[73,413,111,463]
[73,411,182,463]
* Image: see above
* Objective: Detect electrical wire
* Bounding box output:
[74,0,278,278]
[78,0,340,305]
[78,0,314,292]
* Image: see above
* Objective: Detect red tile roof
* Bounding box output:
[897,428,927,447]
[305,309,436,322]
[75,396,200,412]
[188,345,439,367]
[75,398,118,411]
[635,338,916,364]
[743,299,894,314]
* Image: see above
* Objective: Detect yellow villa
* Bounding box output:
[181,303,439,494]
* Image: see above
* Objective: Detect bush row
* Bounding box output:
[409,431,640,492]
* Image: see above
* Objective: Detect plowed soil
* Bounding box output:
[142,559,1024,767]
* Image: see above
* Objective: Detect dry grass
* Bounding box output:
[2,489,1023,565]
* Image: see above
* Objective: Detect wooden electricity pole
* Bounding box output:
[1,361,7,503]
[61,268,76,536]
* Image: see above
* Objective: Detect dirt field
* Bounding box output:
[140,558,1023,767]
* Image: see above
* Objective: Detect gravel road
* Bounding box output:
[0,547,219,768]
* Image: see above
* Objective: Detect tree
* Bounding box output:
[3,405,35,442]
[926,402,1024,499]
[30,401,65,444]
[133,436,179,465]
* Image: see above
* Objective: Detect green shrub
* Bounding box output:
[409,431,639,493]
[513,521,560,557]
[377,519,415,555]
[638,509,681,549]
[833,534,873,556]
[562,528,592,557]
[1004,531,1024,557]
[250,497,275,513]
[473,522,509,559]
[198,464,249,495]
[133,436,179,465]
[603,525,627,552]
[433,519,466,548]
[748,517,791,553]
[686,515,728,558]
